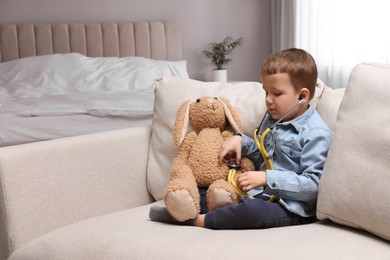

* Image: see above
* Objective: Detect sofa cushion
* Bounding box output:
[315,79,345,132]
[9,202,390,259]
[147,78,265,200]
[147,77,343,200]
[317,63,390,240]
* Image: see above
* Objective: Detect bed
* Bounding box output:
[0,21,187,147]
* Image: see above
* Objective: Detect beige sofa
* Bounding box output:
[1,63,389,259]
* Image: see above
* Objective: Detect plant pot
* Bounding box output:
[213,69,227,83]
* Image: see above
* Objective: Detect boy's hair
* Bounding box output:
[261,48,318,100]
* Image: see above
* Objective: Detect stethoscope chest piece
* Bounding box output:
[228,158,241,169]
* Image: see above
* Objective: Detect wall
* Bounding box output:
[0,0,272,81]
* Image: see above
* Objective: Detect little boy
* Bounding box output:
[150,48,333,229]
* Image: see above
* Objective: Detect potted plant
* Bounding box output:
[202,36,243,82]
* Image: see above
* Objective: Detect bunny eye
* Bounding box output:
[196,98,201,103]
[214,97,218,100]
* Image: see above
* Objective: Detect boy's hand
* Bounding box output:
[237,171,267,192]
[218,135,242,165]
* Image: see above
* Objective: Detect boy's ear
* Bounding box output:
[299,88,310,101]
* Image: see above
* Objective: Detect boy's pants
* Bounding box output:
[199,188,316,230]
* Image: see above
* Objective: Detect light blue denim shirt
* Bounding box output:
[241,106,332,217]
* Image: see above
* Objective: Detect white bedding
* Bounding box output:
[0,53,189,147]
[0,90,155,118]
[0,114,153,147]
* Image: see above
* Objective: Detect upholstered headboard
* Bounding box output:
[0,21,182,62]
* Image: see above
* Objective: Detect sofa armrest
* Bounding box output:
[0,126,154,256]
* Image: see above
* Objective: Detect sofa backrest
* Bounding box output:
[317,63,390,241]
[147,77,345,201]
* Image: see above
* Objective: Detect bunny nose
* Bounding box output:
[207,98,215,103]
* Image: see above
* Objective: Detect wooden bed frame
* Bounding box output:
[0,21,182,62]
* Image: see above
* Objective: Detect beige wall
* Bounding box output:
[0,0,272,81]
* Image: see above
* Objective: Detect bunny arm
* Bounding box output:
[221,130,234,140]
[169,131,197,180]
[239,157,255,173]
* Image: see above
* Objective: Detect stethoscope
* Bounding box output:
[228,97,305,200]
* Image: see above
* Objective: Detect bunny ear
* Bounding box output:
[218,98,244,133]
[173,100,193,148]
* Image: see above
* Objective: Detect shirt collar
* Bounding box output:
[269,106,313,131]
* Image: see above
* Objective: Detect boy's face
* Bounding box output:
[261,73,307,121]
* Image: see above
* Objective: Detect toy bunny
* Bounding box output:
[164,96,255,221]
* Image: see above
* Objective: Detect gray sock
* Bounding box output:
[149,205,195,226]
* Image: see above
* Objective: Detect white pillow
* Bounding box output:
[0,53,189,97]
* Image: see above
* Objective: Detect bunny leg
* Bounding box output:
[207,179,240,211]
[164,166,200,221]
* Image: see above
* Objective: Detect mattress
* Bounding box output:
[0,114,152,147]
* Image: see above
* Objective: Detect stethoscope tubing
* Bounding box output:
[230,99,305,201]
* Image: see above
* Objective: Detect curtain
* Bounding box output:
[273,0,390,89]
[271,0,296,52]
